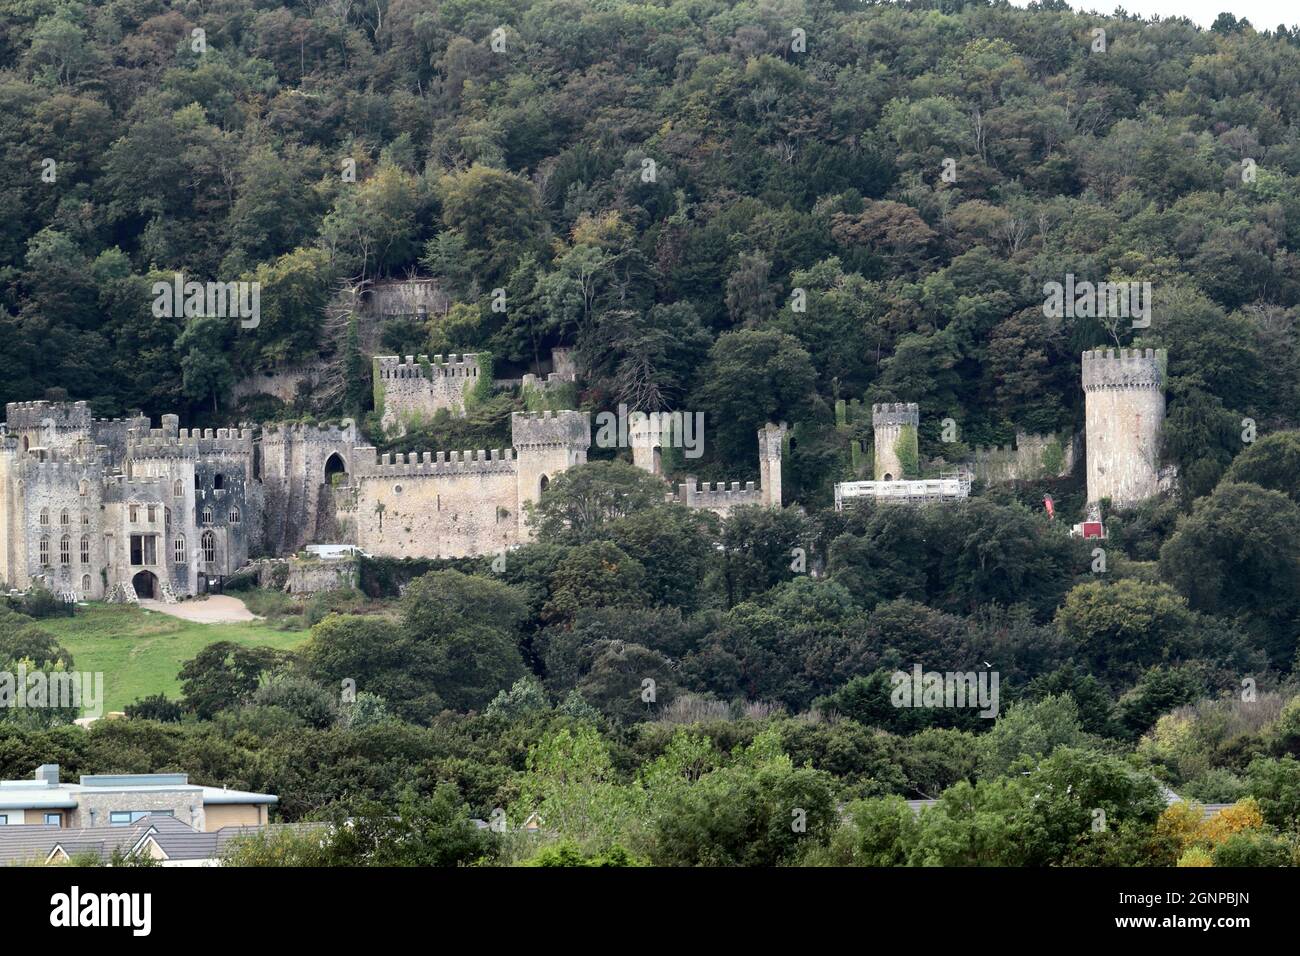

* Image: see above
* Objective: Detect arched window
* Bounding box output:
[39,537,49,566]
[174,536,186,564]
[39,508,49,527]
[228,508,240,524]
[81,574,91,594]
[201,531,215,563]
[60,509,69,526]
[200,507,212,524]
[173,479,184,498]
[79,479,89,497]
[80,536,90,565]
[213,473,225,490]
[81,512,89,526]
[59,536,70,566]
[538,475,550,495]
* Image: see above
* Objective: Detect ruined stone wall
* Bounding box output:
[230,364,325,404]
[375,354,482,435]
[1083,348,1167,509]
[972,432,1077,485]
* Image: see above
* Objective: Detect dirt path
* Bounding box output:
[137,595,262,623]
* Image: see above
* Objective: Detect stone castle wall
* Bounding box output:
[972,432,1077,485]
[374,354,482,435]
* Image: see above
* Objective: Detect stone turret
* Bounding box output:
[758,422,786,507]
[1082,348,1167,509]
[511,411,591,537]
[872,403,919,481]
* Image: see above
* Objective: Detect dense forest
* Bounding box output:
[3,0,1300,866]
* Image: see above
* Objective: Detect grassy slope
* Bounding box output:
[39,604,307,714]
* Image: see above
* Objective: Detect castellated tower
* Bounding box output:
[512,410,590,537]
[1083,348,1167,509]
[374,354,483,435]
[872,403,919,481]
[758,422,786,507]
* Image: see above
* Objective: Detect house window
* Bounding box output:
[60,536,70,565]
[201,531,215,563]
[44,812,61,826]
[201,507,212,524]
[39,508,49,527]
[173,479,184,498]
[174,536,186,564]
[129,534,157,566]
[80,536,90,565]
[228,507,240,524]
[39,537,49,567]
[60,509,69,526]
[109,810,170,826]
[0,815,7,825]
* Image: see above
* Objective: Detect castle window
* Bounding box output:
[228,508,240,524]
[80,536,89,565]
[60,510,69,526]
[79,480,89,497]
[195,474,201,490]
[59,536,70,566]
[39,537,49,567]
[164,507,171,530]
[201,531,215,563]
[39,508,49,527]
[174,536,186,564]
[201,507,212,524]
[147,505,156,523]
[81,575,91,594]
[173,479,183,498]
[213,473,225,491]
[129,505,139,523]
[539,475,549,495]
[81,512,89,527]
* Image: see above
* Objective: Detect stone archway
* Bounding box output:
[132,570,159,600]
[324,452,347,485]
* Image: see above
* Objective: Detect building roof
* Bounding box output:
[0,768,277,811]
[0,815,321,866]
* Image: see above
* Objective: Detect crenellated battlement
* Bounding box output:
[511,410,591,447]
[4,401,92,431]
[678,480,763,510]
[1082,348,1166,390]
[128,428,255,459]
[356,447,518,478]
[260,420,357,443]
[375,354,482,381]
[871,402,919,428]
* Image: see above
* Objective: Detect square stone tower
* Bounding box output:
[511,411,591,537]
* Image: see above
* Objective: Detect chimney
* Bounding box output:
[35,764,59,785]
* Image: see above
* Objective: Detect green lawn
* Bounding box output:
[39,604,308,714]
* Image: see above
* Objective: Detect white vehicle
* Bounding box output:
[303,544,369,560]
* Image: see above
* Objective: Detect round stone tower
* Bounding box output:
[872,403,919,481]
[1082,348,1167,509]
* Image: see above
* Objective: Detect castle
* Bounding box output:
[0,353,786,600]
[834,348,1168,512]
[0,347,1164,601]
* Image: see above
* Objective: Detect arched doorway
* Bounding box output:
[538,474,549,495]
[324,452,347,485]
[132,570,158,600]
